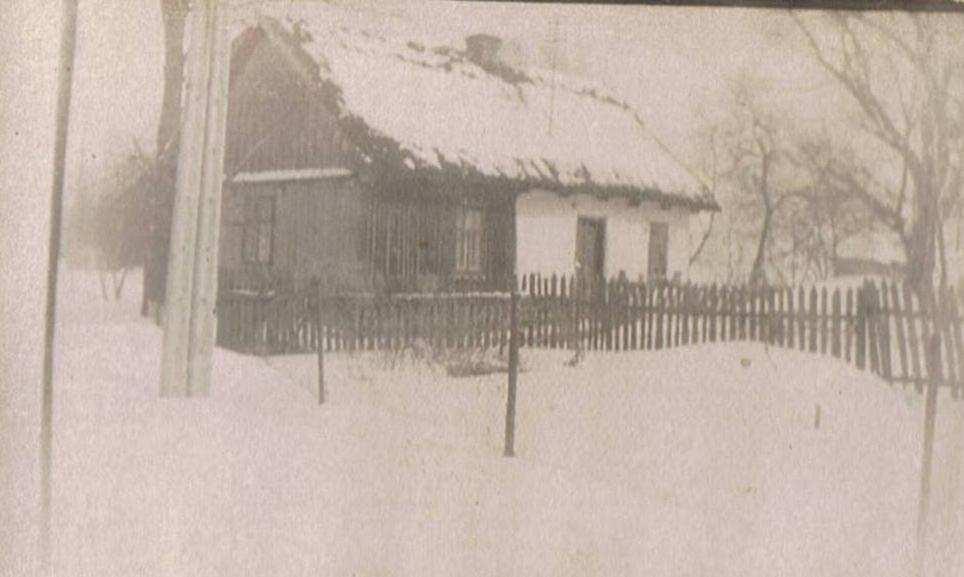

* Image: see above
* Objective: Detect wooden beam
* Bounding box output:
[160,0,231,396]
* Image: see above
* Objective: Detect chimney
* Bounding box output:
[465,34,503,69]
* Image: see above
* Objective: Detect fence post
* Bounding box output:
[905,282,924,390]
[504,284,520,457]
[316,287,325,405]
[916,333,943,577]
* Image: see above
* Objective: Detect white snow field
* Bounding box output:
[5,270,962,577]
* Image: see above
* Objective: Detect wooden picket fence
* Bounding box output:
[514,273,962,396]
[216,290,515,356]
[215,274,964,396]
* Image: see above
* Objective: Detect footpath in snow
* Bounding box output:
[5,270,961,577]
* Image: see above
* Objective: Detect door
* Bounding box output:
[647,221,669,281]
[576,217,605,298]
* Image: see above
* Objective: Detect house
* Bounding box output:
[218,4,719,297]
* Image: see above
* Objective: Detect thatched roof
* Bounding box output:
[238,3,718,212]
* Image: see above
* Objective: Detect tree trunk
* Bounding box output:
[905,195,939,311]
[113,268,129,300]
[142,0,188,316]
[749,210,772,286]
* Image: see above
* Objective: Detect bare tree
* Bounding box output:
[780,136,878,282]
[687,119,724,271]
[793,12,964,305]
[71,145,153,300]
[142,0,189,317]
[705,76,799,286]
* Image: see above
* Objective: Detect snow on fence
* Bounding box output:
[214,274,964,397]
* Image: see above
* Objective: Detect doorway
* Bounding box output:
[576,217,605,298]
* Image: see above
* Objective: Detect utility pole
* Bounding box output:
[160,0,230,396]
[40,0,79,572]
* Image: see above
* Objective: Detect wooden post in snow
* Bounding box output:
[40,0,80,572]
[160,0,230,396]
[916,332,943,577]
[504,283,520,457]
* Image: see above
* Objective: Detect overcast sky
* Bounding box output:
[61,0,834,193]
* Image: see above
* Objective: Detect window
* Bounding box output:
[367,200,482,285]
[387,207,404,278]
[647,222,669,280]
[243,195,275,265]
[455,205,484,274]
[369,201,429,283]
[416,211,439,275]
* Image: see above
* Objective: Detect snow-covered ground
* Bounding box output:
[4,270,962,577]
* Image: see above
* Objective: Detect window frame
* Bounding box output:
[242,194,275,266]
[455,203,485,276]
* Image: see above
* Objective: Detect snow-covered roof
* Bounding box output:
[238,3,717,211]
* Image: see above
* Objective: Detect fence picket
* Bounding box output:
[653,283,663,350]
[856,286,867,370]
[220,276,964,401]
[939,287,958,391]
[879,282,893,382]
[667,283,676,348]
[626,279,635,351]
[776,288,785,346]
[786,288,795,349]
[718,286,728,343]
[727,286,735,343]
[701,286,710,344]
[947,288,963,397]
[831,289,841,358]
[747,287,756,342]
[738,287,747,341]
[820,287,829,355]
[808,287,818,353]
[867,283,881,376]
[643,283,652,349]
[904,283,923,389]
[630,282,639,350]
[889,283,909,383]
[845,288,854,363]
[704,284,714,343]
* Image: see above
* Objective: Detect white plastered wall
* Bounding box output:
[515,189,693,283]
